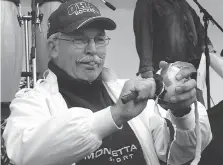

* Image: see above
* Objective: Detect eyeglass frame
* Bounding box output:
[56,35,111,49]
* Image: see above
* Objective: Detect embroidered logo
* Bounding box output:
[67,2,100,16]
[84,144,138,163]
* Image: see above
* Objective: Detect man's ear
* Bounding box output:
[47,39,59,59]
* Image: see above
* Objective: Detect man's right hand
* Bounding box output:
[111,78,156,126]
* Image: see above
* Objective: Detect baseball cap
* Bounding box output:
[47,0,116,38]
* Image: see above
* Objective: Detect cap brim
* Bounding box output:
[60,16,116,33]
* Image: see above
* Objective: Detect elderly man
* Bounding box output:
[3,0,211,165]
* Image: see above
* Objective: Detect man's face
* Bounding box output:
[56,28,107,82]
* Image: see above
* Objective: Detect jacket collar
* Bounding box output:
[42,67,118,94]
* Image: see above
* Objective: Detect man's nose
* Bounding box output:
[85,39,97,55]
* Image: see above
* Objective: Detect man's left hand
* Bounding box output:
[168,67,197,116]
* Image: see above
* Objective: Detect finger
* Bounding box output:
[145,78,156,97]
[141,71,153,79]
[182,95,197,108]
[175,79,197,94]
[159,61,169,69]
[121,79,154,104]
[170,88,196,103]
[168,95,196,111]
[134,97,149,105]
[121,91,138,104]
[135,79,156,101]
[176,67,197,81]
[136,84,151,101]
[175,95,197,109]
[122,80,135,94]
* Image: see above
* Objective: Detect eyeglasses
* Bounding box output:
[57,35,111,49]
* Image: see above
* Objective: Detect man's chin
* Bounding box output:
[73,64,103,82]
[80,70,102,82]
[84,74,99,82]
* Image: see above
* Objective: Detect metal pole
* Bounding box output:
[32,54,37,86]
[204,17,211,109]
[31,0,37,87]
[23,17,31,88]
[193,0,223,109]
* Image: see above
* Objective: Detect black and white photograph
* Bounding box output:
[1,0,223,165]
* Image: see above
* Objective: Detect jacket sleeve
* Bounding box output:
[150,101,212,165]
[133,0,154,74]
[3,89,120,165]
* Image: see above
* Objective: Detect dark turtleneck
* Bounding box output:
[48,60,114,111]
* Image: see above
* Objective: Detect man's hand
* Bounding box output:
[111,78,156,126]
[168,67,197,116]
[141,70,153,78]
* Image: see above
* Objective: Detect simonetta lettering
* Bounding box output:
[84,144,138,163]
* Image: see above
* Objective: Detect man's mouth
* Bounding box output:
[80,62,98,69]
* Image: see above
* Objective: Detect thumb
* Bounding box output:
[159,61,169,70]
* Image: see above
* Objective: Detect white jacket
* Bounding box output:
[3,68,212,165]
